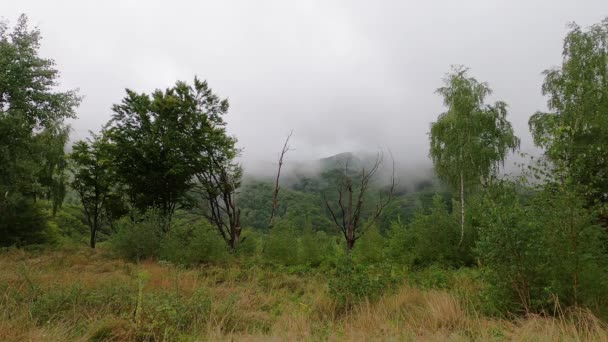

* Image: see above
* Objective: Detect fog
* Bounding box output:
[3,0,607,178]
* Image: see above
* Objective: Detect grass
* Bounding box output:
[1,247,608,341]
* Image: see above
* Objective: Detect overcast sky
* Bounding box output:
[3,0,607,171]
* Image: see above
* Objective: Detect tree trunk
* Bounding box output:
[569,204,578,305]
[346,236,355,254]
[459,171,465,246]
[90,228,96,249]
[231,226,241,250]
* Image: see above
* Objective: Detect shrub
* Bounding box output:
[387,195,473,268]
[51,208,88,240]
[263,218,298,266]
[352,224,386,264]
[111,212,163,261]
[299,228,331,267]
[328,258,394,311]
[0,199,58,247]
[160,219,230,265]
[475,182,608,315]
[236,229,261,258]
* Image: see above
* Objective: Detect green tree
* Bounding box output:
[529,18,608,209]
[69,135,114,248]
[429,66,519,244]
[104,78,237,226]
[0,14,80,245]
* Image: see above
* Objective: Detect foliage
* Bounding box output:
[475,181,608,315]
[103,78,236,219]
[263,218,299,266]
[49,206,88,241]
[0,200,58,246]
[430,66,520,190]
[0,14,80,245]
[352,224,386,264]
[110,212,165,260]
[69,135,115,248]
[328,258,395,311]
[387,195,474,268]
[529,19,608,206]
[298,226,329,267]
[429,66,519,244]
[160,218,230,265]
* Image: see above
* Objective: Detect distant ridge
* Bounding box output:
[319,152,361,170]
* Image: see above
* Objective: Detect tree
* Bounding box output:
[529,18,608,210]
[104,78,237,227]
[429,66,519,244]
[324,152,395,254]
[0,14,80,245]
[69,135,113,248]
[37,124,71,216]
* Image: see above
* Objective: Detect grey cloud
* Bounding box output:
[3,0,607,177]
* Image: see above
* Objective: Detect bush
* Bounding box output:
[387,195,473,268]
[263,218,299,266]
[236,229,261,258]
[352,224,385,264]
[328,258,395,311]
[50,208,88,240]
[475,182,608,315]
[0,199,59,247]
[160,219,230,265]
[299,228,331,267]
[111,212,163,261]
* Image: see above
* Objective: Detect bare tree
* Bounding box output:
[268,130,293,226]
[324,152,395,254]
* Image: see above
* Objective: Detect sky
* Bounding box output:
[3,0,607,174]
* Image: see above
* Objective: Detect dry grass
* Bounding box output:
[1,247,607,341]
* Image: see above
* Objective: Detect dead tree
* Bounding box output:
[324,152,395,254]
[268,130,293,226]
[196,155,243,250]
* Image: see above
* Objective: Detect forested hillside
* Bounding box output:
[1,13,608,341]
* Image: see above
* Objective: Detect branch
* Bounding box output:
[268,130,293,226]
[362,151,396,232]
[324,194,346,236]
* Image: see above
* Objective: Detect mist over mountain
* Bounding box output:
[241,150,437,194]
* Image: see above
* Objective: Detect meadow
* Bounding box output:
[2,246,608,342]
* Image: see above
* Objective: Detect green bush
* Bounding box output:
[263,218,299,266]
[0,199,59,247]
[160,219,230,265]
[236,229,261,258]
[387,195,473,268]
[299,229,332,267]
[328,258,395,311]
[111,212,163,261]
[50,208,88,240]
[475,182,608,315]
[407,264,452,289]
[352,224,386,264]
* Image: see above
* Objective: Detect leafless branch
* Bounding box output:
[268,130,293,226]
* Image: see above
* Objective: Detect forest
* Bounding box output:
[1,13,608,341]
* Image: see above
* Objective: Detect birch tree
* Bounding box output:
[429,66,519,244]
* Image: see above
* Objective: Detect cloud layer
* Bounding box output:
[3,0,607,173]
